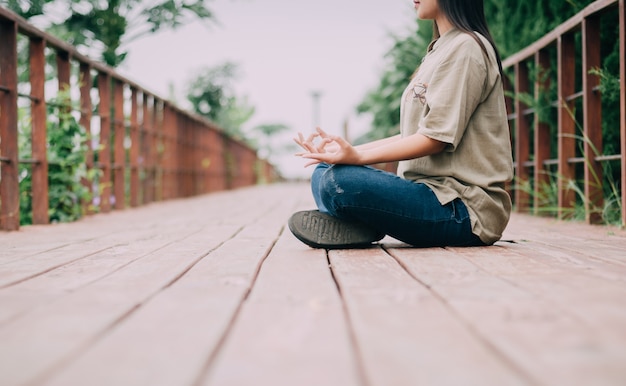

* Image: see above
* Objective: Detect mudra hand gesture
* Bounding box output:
[294,127,362,167]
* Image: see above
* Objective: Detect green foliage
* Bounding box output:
[484,0,596,57]
[185,62,255,139]
[355,19,433,144]
[18,92,92,225]
[3,0,215,67]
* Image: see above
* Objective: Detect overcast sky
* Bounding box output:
[119,0,416,178]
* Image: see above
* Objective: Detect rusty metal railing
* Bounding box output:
[503,0,625,226]
[0,7,276,231]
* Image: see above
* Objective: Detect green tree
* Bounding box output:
[355,19,432,143]
[185,62,255,139]
[2,0,214,67]
[249,123,291,159]
[484,0,596,57]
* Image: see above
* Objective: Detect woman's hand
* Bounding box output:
[294,127,362,167]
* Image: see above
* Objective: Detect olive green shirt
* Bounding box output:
[397,28,514,244]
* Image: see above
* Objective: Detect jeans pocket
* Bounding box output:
[449,199,470,224]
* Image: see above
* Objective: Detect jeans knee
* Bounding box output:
[318,165,364,213]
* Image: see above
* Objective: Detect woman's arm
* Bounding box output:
[354,134,402,151]
[296,130,446,166]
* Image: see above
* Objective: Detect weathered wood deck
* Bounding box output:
[1,183,625,386]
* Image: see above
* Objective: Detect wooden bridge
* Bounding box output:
[1,183,626,386]
[1,1,626,385]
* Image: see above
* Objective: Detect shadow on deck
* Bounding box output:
[1,183,625,386]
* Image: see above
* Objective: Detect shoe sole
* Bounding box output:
[288,210,383,249]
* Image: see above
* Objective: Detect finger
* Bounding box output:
[316,127,329,138]
[304,159,321,167]
[306,132,319,144]
[296,137,317,153]
[329,135,350,148]
[293,137,309,152]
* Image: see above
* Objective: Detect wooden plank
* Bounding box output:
[79,63,94,214]
[0,184,300,386]
[445,245,626,385]
[30,37,49,225]
[0,19,20,230]
[0,226,236,386]
[502,213,626,266]
[98,72,112,213]
[200,223,360,386]
[515,61,531,212]
[331,247,529,385]
[557,33,578,218]
[582,15,604,224]
[210,240,357,385]
[34,184,305,385]
[154,99,164,201]
[500,241,626,284]
[113,80,125,210]
[391,245,626,385]
[534,49,552,215]
[141,94,152,204]
[129,87,140,207]
[0,226,208,326]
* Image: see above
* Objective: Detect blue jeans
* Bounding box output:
[311,163,484,247]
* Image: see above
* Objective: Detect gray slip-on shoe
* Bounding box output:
[288,210,384,249]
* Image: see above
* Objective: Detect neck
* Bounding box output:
[436,16,453,35]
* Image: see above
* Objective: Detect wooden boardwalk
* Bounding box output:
[1,183,625,386]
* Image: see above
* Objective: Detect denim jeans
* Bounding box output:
[311,163,485,247]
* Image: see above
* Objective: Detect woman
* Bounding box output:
[289,0,513,249]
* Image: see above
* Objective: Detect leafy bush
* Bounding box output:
[18,92,92,225]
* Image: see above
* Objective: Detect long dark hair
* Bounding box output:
[433,0,503,75]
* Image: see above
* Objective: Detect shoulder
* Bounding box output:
[446,31,490,59]
[437,31,497,73]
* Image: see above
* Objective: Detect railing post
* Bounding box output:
[141,94,150,204]
[56,50,70,94]
[514,61,531,212]
[113,79,125,210]
[619,0,626,226]
[161,103,173,200]
[153,99,162,202]
[79,63,94,214]
[98,71,112,213]
[557,33,578,219]
[30,37,49,224]
[129,87,140,207]
[583,15,604,224]
[534,50,552,216]
[0,18,19,230]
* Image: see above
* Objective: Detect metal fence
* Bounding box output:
[0,7,276,231]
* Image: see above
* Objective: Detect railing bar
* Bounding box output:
[503,0,619,68]
[18,158,42,164]
[17,92,41,102]
[595,154,623,162]
[566,91,585,102]
[0,85,9,92]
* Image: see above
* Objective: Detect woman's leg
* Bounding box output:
[310,163,331,213]
[315,164,483,247]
